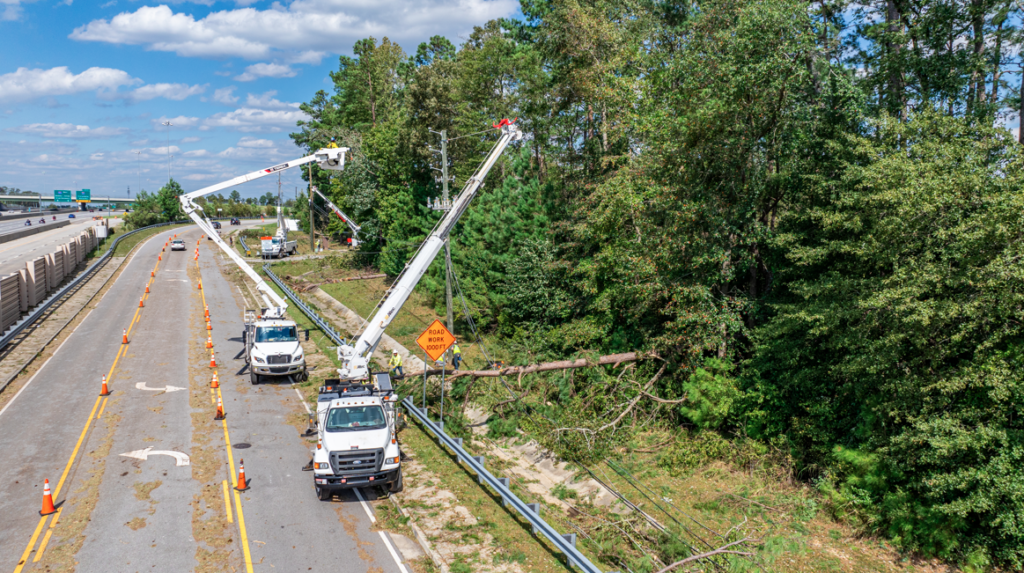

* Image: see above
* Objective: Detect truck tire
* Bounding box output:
[316,486,331,501]
[389,468,404,494]
[301,369,309,382]
[250,371,259,385]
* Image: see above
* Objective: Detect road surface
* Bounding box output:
[0,226,411,572]
[0,218,120,278]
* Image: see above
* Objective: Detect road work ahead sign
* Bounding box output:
[416,320,455,362]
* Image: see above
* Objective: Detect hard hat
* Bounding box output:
[392,349,398,354]
[330,136,336,141]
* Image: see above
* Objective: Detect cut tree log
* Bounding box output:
[404,351,660,380]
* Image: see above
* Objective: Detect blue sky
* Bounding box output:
[0,0,520,201]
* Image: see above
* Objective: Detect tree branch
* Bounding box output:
[654,538,755,573]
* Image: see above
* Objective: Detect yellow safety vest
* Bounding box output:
[327,142,339,148]
[452,345,461,356]
[389,354,402,367]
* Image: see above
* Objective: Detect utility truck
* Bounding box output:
[311,120,523,499]
[178,146,348,384]
[262,206,298,258]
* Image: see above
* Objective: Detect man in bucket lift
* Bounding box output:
[389,349,403,378]
[327,137,339,149]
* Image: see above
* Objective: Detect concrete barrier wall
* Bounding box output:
[0,226,101,335]
[0,220,70,245]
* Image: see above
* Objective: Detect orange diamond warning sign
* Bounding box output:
[416,320,455,362]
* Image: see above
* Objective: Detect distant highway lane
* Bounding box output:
[0,218,121,278]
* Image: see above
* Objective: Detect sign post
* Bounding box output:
[416,320,456,425]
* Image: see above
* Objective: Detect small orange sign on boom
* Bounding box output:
[416,320,456,362]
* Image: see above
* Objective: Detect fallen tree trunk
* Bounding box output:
[404,351,660,380]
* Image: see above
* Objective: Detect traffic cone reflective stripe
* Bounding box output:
[210,373,219,389]
[209,351,216,368]
[40,479,57,516]
[234,459,250,491]
[214,396,225,420]
[207,322,212,331]
[100,375,110,396]
[122,329,128,344]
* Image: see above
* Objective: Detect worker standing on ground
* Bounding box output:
[316,238,321,253]
[327,137,339,149]
[452,341,462,371]
[389,349,403,378]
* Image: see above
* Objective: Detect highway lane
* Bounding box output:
[0,212,118,237]
[0,217,121,277]
[0,225,411,572]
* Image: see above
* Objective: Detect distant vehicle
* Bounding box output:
[88,208,95,212]
[212,221,222,229]
[24,220,31,226]
[68,214,76,219]
[230,218,240,225]
[170,239,186,251]
[38,218,45,224]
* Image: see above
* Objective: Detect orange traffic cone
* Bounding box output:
[209,351,217,368]
[206,321,212,331]
[210,373,219,389]
[204,305,209,318]
[206,336,213,349]
[100,375,110,396]
[39,479,57,516]
[122,329,128,344]
[214,395,225,420]
[139,296,144,308]
[151,270,155,277]
[198,281,202,290]
[158,254,162,261]
[234,459,250,491]
[145,284,150,294]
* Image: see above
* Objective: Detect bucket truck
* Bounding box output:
[262,205,298,258]
[311,120,522,499]
[311,185,363,247]
[179,147,348,384]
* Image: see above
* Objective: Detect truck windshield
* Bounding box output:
[325,406,386,432]
[255,326,297,342]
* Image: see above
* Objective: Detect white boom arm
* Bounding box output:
[336,123,522,381]
[179,147,349,318]
[311,185,362,241]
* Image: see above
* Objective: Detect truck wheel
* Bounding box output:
[389,468,404,494]
[301,369,309,382]
[250,371,259,385]
[316,486,331,501]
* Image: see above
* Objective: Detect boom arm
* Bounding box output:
[179,147,348,318]
[336,122,522,381]
[311,185,362,241]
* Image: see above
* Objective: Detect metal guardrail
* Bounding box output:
[0,219,186,351]
[261,262,612,572]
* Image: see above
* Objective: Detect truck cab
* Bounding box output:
[260,235,296,259]
[312,376,403,500]
[243,310,307,384]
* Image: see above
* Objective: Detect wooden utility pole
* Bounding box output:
[308,163,315,252]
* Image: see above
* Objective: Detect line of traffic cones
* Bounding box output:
[234,459,250,491]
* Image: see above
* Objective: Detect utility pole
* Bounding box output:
[308,164,315,253]
[429,130,455,334]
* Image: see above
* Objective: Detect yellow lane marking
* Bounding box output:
[13,518,47,573]
[32,508,63,563]
[232,489,254,573]
[221,480,234,523]
[96,397,108,421]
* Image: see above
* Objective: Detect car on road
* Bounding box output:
[212,221,222,229]
[170,239,186,251]
[68,214,75,218]
[230,218,240,225]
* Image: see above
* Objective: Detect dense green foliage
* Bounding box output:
[291,0,1024,566]
[123,180,275,229]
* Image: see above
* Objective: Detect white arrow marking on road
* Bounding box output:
[119,447,190,466]
[135,382,187,393]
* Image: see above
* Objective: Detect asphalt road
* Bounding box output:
[0,218,121,278]
[0,211,122,237]
[0,225,410,572]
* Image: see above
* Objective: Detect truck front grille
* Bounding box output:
[329,448,383,476]
[267,354,289,364]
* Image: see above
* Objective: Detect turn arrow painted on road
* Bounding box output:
[119,447,190,466]
[135,383,187,393]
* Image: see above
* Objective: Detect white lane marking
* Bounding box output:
[353,487,376,523]
[135,382,186,393]
[119,447,191,466]
[378,531,410,573]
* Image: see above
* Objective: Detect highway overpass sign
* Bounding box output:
[54,190,71,202]
[75,189,91,202]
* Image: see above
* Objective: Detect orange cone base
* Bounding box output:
[210,378,219,389]
[145,285,150,294]
[234,482,249,492]
[151,271,155,277]
[214,409,225,420]
[207,323,212,331]
[158,254,162,260]
[210,358,217,368]
[198,282,202,290]
[100,382,110,396]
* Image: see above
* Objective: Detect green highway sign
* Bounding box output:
[54,190,71,202]
[75,189,91,202]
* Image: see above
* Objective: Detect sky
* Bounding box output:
[0,0,521,201]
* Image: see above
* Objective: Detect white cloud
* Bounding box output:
[69,0,519,62]
[152,115,200,128]
[181,136,201,143]
[7,123,127,138]
[237,137,274,148]
[204,107,307,133]
[183,149,208,157]
[0,66,137,103]
[244,91,298,110]
[235,62,296,82]
[213,86,238,104]
[2,0,43,21]
[123,82,206,102]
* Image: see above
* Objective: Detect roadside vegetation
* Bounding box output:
[278,0,1024,569]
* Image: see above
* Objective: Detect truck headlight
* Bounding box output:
[293,353,303,363]
[253,355,265,363]
[315,462,330,470]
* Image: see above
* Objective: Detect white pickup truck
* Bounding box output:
[312,376,403,500]
[261,234,297,258]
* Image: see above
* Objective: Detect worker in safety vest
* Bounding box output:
[316,238,321,252]
[389,349,403,378]
[327,137,339,149]
[452,341,462,371]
